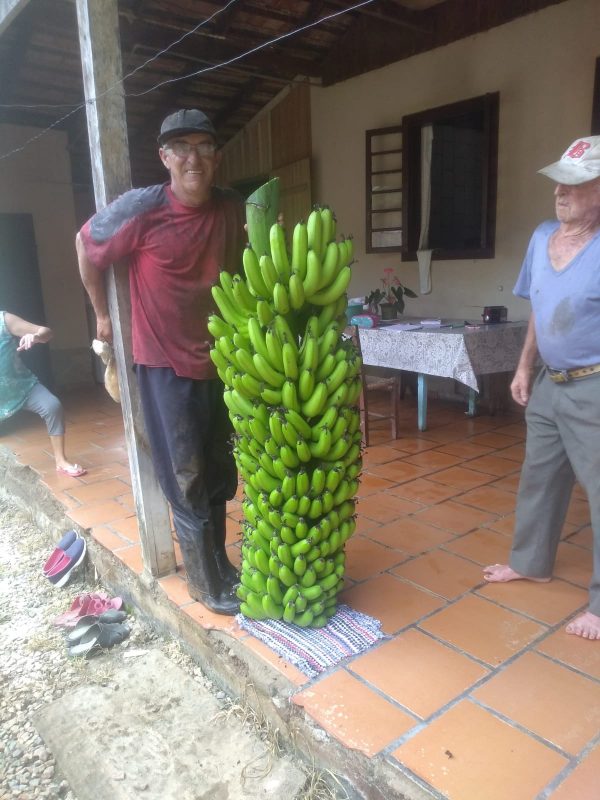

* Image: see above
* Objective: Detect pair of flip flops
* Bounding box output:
[53,592,123,628]
[66,609,130,658]
[43,530,87,588]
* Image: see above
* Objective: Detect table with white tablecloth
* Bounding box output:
[358,321,528,430]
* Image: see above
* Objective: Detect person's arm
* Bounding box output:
[510,314,537,406]
[76,231,113,343]
[5,312,53,351]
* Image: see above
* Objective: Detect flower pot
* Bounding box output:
[379,302,397,321]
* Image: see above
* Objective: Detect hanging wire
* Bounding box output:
[0,0,374,162]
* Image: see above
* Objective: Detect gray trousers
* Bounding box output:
[511,369,600,614]
[22,382,65,436]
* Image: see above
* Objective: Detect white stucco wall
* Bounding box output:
[0,123,91,384]
[310,0,599,322]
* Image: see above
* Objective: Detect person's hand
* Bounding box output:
[17,332,39,351]
[97,315,113,344]
[511,366,533,406]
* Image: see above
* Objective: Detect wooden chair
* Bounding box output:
[350,325,401,446]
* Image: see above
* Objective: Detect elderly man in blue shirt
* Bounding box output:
[484,136,600,641]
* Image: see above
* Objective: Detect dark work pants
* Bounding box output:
[135,366,237,551]
[511,369,600,614]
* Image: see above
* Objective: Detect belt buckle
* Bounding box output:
[555,369,569,383]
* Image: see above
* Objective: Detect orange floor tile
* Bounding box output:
[2,385,599,800]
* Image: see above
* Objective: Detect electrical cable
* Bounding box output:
[0,0,374,162]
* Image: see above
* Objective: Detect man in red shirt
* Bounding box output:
[76,109,244,614]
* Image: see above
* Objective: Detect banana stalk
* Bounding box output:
[245,177,280,258]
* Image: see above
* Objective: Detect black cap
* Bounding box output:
[157,109,216,146]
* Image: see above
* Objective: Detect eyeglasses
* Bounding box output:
[165,141,217,158]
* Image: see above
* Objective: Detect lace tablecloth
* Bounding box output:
[358,321,528,391]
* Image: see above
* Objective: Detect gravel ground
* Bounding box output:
[0,499,346,800]
[0,500,224,800]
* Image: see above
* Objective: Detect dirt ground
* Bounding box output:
[0,499,348,800]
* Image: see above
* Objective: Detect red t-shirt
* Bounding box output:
[79,183,244,379]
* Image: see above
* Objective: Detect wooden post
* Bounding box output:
[75,0,175,577]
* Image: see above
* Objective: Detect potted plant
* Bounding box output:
[366,268,417,319]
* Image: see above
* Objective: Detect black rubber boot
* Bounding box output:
[211,504,239,588]
[178,532,240,616]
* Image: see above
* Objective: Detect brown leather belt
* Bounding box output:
[547,363,600,383]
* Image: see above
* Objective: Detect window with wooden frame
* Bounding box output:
[401,93,499,261]
[365,125,403,253]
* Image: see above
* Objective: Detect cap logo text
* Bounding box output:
[566,141,591,160]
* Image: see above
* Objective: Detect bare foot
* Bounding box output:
[566,611,600,640]
[483,564,551,583]
[56,462,87,478]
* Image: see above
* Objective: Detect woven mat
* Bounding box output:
[237,604,388,678]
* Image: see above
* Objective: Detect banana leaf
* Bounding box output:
[245,177,280,258]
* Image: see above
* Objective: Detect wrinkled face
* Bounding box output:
[554,176,600,226]
[159,132,221,206]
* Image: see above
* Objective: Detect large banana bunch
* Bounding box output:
[210,179,362,628]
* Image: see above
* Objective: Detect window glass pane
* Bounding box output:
[429,117,484,249]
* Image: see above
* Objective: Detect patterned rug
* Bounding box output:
[237,604,388,678]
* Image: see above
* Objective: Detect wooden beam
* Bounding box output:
[75,0,175,578]
[0,0,31,36]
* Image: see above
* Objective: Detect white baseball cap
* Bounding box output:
[538,136,600,185]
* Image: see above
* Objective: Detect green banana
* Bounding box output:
[232,275,257,312]
[253,353,285,388]
[247,317,272,366]
[207,314,235,341]
[259,253,279,293]
[282,342,298,381]
[269,223,291,282]
[300,337,319,374]
[261,385,282,406]
[311,405,339,440]
[272,315,298,354]
[296,438,312,463]
[273,282,290,315]
[318,240,340,290]
[309,466,326,496]
[256,299,274,327]
[307,207,323,261]
[316,353,336,383]
[265,326,285,372]
[283,409,312,440]
[302,249,322,298]
[269,413,286,446]
[316,302,337,337]
[262,594,283,619]
[211,285,247,329]
[283,601,296,623]
[281,381,301,414]
[288,273,305,310]
[296,469,310,497]
[281,471,296,500]
[325,360,349,396]
[301,381,328,419]
[291,221,308,279]
[320,206,334,250]
[267,575,284,604]
[280,445,300,469]
[298,368,315,402]
[310,266,352,306]
[235,347,262,381]
[243,245,270,297]
[310,426,332,459]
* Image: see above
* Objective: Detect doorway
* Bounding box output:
[0,213,53,388]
